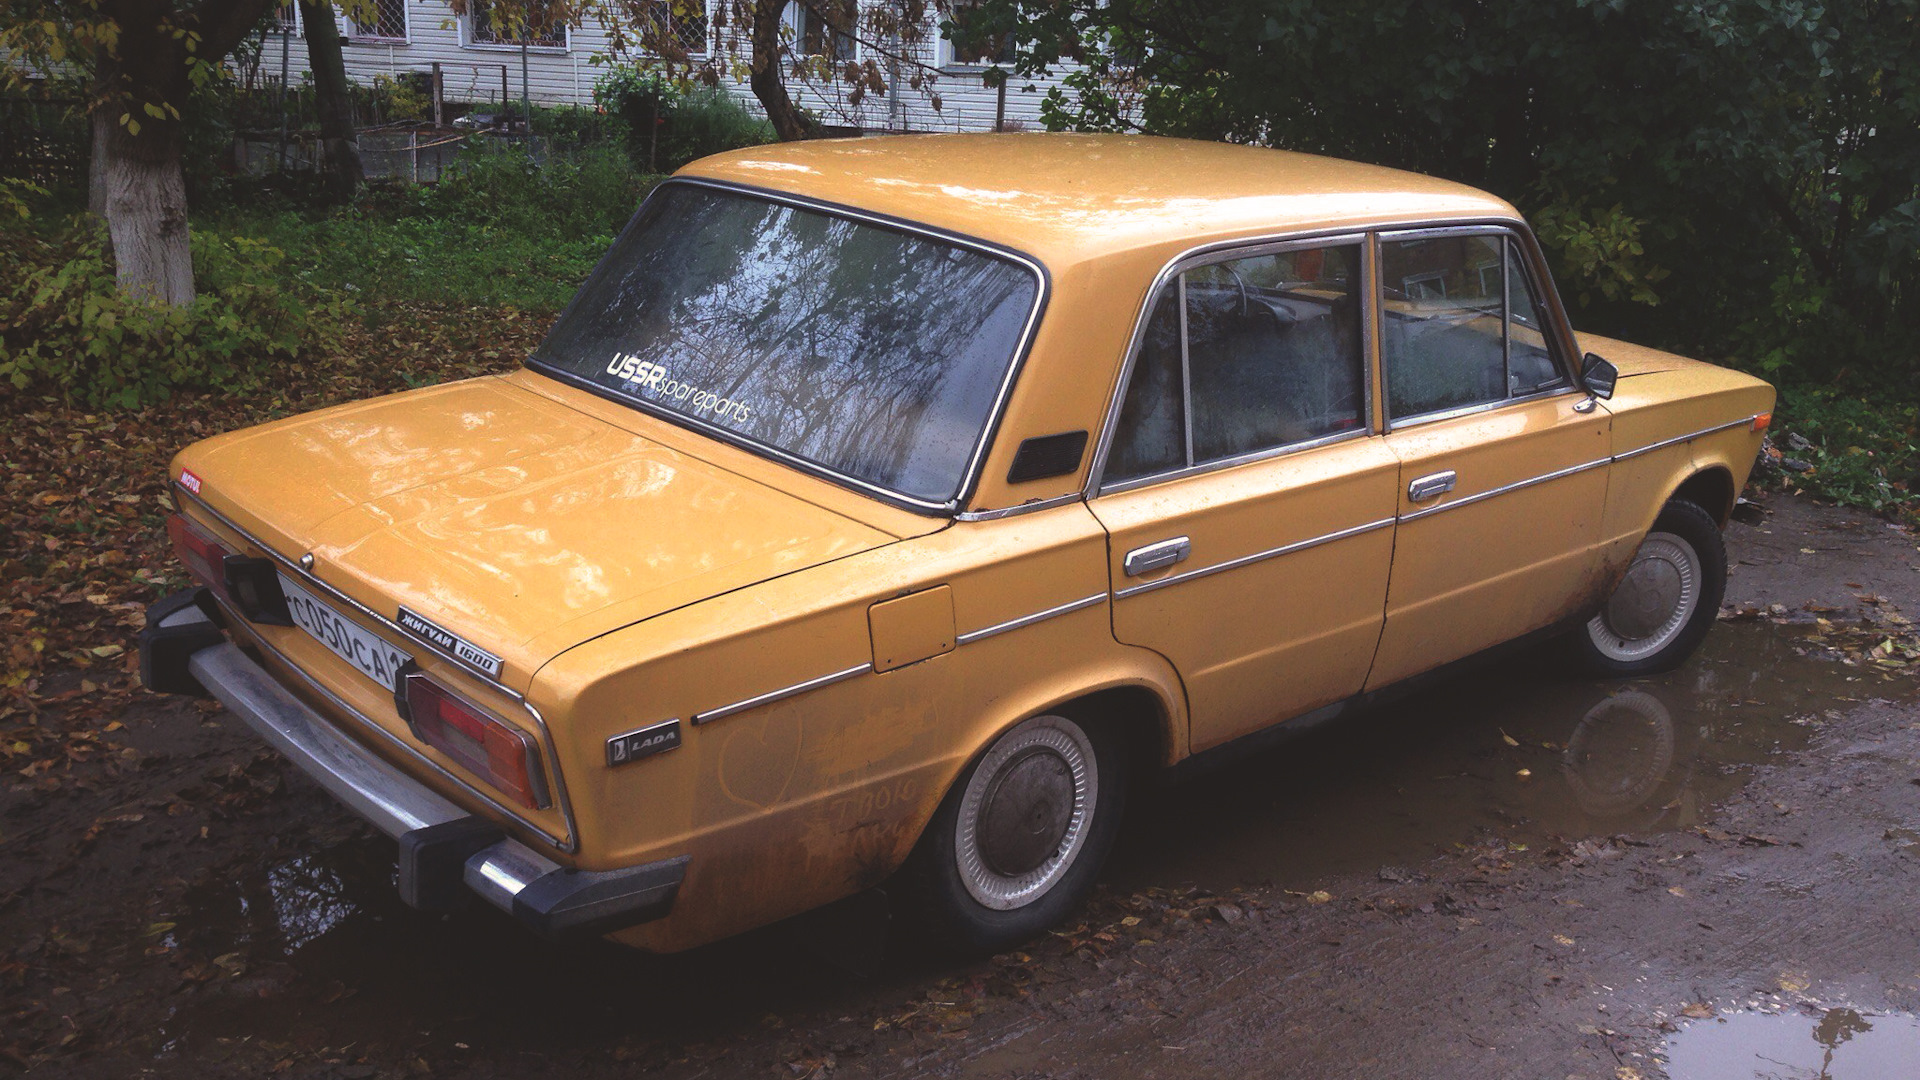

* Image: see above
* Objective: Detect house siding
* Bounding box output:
[258,1,1074,133]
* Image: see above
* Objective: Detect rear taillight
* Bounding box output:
[1753,412,1773,433]
[168,514,234,604]
[404,673,549,810]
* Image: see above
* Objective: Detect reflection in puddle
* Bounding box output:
[1109,621,1905,889]
[266,856,356,954]
[1663,1008,1920,1079]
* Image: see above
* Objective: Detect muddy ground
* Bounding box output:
[4,492,1919,1080]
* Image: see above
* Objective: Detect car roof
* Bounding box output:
[677,132,1521,270]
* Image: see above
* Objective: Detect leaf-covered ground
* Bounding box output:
[0,302,546,781]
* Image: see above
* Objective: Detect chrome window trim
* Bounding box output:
[953,493,1085,521]
[1085,228,1378,497]
[955,592,1108,645]
[1113,516,1397,600]
[1099,427,1371,497]
[1376,223,1576,431]
[523,175,1052,517]
[171,482,582,851]
[1380,384,1581,432]
[230,600,575,851]
[1398,457,1613,523]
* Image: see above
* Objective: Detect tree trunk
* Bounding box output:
[299,0,364,202]
[749,0,823,141]
[91,98,195,307]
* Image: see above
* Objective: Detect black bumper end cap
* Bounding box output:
[138,588,224,697]
[398,818,504,912]
[512,854,690,940]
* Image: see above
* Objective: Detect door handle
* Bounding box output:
[1124,537,1191,577]
[1407,470,1457,502]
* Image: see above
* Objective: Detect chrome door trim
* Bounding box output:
[1398,457,1613,523]
[1613,416,1759,462]
[228,604,576,851]
[955,592,1107,645]
[691,662,873,726]
[528,175,1053,517]
[1382,385,1581,432]
[1113,516,1396,600]
[1123,537,1192,577]
[1097,428,1371,497]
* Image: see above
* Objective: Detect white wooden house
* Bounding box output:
[262,0,1076,134]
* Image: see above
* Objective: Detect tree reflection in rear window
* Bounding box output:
[530,183,1043,506]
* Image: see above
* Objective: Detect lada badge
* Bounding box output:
[607,719,682,766]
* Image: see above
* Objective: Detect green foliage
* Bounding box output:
[1770,387,1920,513]
[982,0,1920,388]
[593,67,774,171]
[427,140,659,236]
[0,223,350,408]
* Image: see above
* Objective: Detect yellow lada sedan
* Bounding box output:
[138,134,1774,954]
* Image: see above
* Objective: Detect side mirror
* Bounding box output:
[1581,352,1618,400]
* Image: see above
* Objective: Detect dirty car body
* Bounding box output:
[140,134,1775,952]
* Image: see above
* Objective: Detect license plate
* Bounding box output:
[279,574,411,690]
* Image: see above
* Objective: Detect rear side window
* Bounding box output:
[1105,242,1367,486]
[1381,234,1566,420]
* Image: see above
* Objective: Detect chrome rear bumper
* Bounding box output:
[144,593,685,939]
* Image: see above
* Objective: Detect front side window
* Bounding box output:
[530,184,1041,506]
[1105,241,1367,486]
[1381,233,1566,420]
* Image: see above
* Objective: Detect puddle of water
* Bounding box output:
[136,620,1906,1063]
[1663,1008,1920,1079]
[1109,620,1908,889]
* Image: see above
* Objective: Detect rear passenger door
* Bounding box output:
[1366,227,1613,689]
[1088,238,1401,753]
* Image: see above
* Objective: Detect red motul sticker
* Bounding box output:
[178,469,202,494]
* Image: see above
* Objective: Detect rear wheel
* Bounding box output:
[903,712,1128,955]
[1573,499,1727,676]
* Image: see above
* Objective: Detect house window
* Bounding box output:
[638,0,708,57]
[347,0,408,41]
[940,0,1013,67]
[783,2,855,61]
[271,0,299,30]
[467,0,568,49]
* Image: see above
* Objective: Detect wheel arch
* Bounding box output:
[1671,465,1736,525]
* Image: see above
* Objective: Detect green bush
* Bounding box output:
[594,68,773,171]
[0,223,348,408]
[422,140,658,237]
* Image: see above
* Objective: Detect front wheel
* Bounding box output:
[901,712,1128,955]
[1572,499,1728,676]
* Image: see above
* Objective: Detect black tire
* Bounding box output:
[1571,498,1727,676]
[900,711,1129,956]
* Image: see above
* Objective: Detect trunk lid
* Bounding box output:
[175,375,914,689]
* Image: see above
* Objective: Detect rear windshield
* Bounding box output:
[530,183,1043,506]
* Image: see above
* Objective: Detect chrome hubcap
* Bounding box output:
[955,716,1097,910]
[1586,532,1701,662]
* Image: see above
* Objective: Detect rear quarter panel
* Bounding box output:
[532,502,1186,952]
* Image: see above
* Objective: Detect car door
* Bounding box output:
[1088,238,1401,753]
[1366,227,1613,690]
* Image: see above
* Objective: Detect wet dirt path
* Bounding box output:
[5,492,1920,1079]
